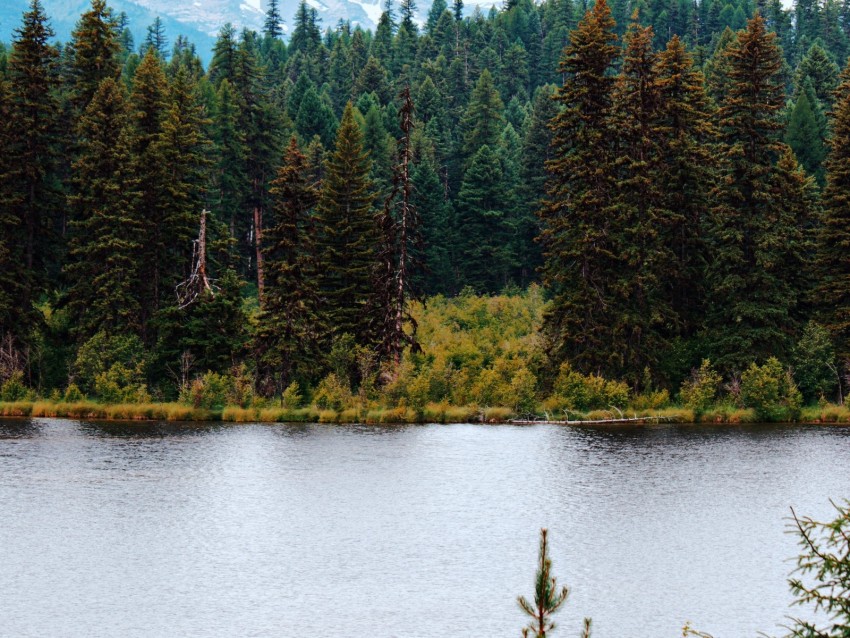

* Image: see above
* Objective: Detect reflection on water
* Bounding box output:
[1,419,848,637]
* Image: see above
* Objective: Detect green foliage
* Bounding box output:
[510,367,538,414]
[815,65,850,360]
[313,373,353,411]
[679,360,722,414]
[792,321,837,403]
[518,528,591,638]
[4,0,850,404]
[706,15,807,372]
[548,363,630,412]
[281,381,303,408]
[787,501,850,637]
[93,363,151,404]
[73,331,146,394]
[316,102,378,344]
[0,371,28,402]
[181,371,231,410]
[740,357,803,421]
[63,383,84,402]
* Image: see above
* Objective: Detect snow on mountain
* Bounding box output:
[1,0,504,63]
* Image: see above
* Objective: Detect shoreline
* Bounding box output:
[2,401,850,426]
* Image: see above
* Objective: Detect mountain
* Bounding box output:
[0,0,218,62]
[1,0,502,64]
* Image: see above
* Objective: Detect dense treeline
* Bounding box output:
[1,0,850,408]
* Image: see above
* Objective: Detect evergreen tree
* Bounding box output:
[794,42,840,106]
[212,79,248,246]
[209,24,238,88]
[456,144,515,292]
[656,35,715,341]
[295,85,338,147]
[7,0,61,321]
[316,102,379,343]
[65,78,142,339]
[264,0,284,39]
[69,0,120,111]
[412,151,454,295]
[256,138,322,392]
[401,0,419,33]
[815,65,850,357]
[706,14,798,371]
[427,0,449,33]
[461,68,504,158]
[143,17,168,60]
[539,0,620,375]
[291,0,323,57]
[785,78,828,184]
[0,71,35,344]
[607,18,674,379]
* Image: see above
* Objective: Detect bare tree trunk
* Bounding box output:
[253,179,265,302]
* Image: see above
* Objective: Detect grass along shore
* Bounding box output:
[3,400,850,425]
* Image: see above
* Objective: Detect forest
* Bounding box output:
[1,0,850,421]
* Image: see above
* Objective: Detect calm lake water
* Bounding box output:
[1,419,849,637]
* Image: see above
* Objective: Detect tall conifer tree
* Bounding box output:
[656,35,715,340]
[70,0,120,112]
[7,0,61,321]
[706,14,799,370]
[538,0,619,375]
[65,78,142,339]
[256,138,322,392]
[316,102,378,343]
[815,65,850,357]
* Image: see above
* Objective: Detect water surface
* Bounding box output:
[1,419,849,637]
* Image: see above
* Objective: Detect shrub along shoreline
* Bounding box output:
[2,400,850,425]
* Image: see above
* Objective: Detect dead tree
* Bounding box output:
[372,86,424,365]
[176,209,218,309]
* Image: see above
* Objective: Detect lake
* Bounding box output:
[1,419,849,637]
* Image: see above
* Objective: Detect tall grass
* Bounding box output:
[4,399,850,426]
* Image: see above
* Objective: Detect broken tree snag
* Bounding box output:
[372,86,425,367]
[176,209,218,309]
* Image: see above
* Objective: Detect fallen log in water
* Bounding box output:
[509,415,673,425]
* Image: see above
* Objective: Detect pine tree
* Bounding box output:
[412,151,454,295]
[65,78,142,339]
[316,102,379,343]
[606,18,673,380]
[785,78,828,184]
[453,0,464,21]
[291,0,323,57]
[126,49,169,333]
[264,0,284,39]
[143,17,169,60]
[212,79,248,248]
[427,0,449,33]
[7,0,61,321]
[0,72,35,344]
[69,0,120,112]
[151,66,212,308]
[461,68,504,158]
[794,42,840,106]
[400,0,419,34]
[538,0,619,375]
[256,138,322,392]
[209,24,237,88]
[456,144,515,292]
[295,85,338,146]
[814,65,850,357]
[656,35,716,341]
[706,14,797,370]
